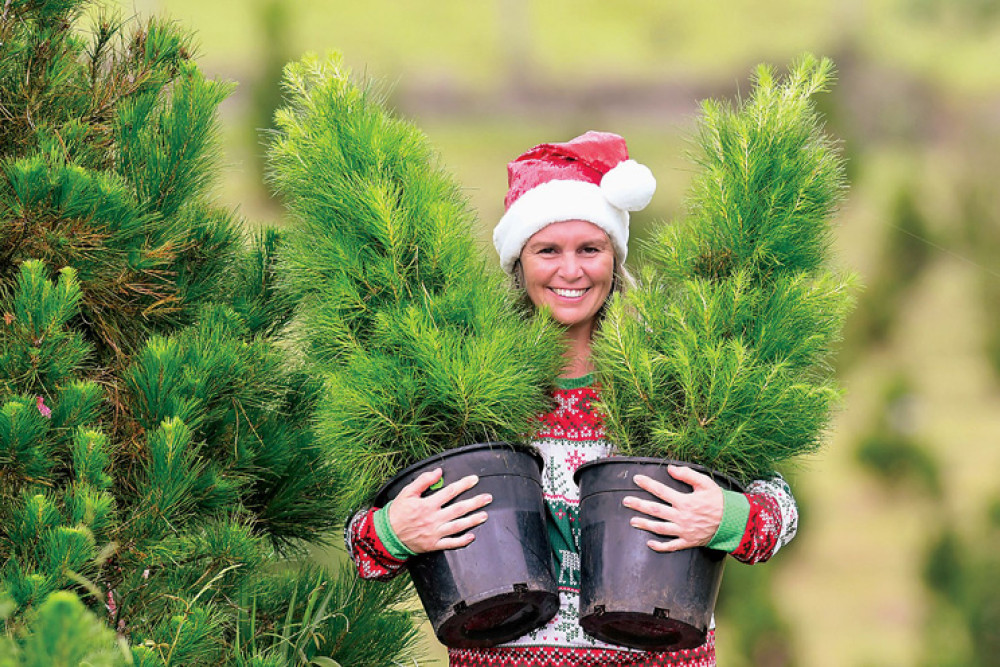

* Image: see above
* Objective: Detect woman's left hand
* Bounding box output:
[623,464,724,552]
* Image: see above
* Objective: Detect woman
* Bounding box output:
[346,131,798,666]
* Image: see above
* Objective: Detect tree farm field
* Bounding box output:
[101,1,1000,664]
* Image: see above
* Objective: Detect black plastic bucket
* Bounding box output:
[573,457,742,651]
[372,442,559,648]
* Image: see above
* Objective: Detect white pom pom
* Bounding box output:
[601,159,656,211]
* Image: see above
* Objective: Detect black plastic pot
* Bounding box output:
[573,457,742,651]
[373,442,559,649]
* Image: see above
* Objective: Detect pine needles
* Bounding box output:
[593,55,857,485]
[1,4,421,665]
[269,54,565,515]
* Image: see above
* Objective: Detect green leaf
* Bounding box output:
[310,658,342,667]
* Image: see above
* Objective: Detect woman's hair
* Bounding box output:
[509,257,633,327]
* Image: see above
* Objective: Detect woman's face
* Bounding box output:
[518,219,616,332]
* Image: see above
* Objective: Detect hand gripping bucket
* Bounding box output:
[574,457,742,651]
[373,442,559,648]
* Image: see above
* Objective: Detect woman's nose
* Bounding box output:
[557,255,584,279]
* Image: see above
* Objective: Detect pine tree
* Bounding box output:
[0,590,128,666]
[1,2,417,664]
[268,53,565,516]
[593,55,857,485]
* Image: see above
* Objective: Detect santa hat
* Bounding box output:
[493,131,656,273]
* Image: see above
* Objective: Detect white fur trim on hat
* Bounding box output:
[493,179,630,274]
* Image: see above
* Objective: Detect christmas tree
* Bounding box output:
[593,55,857,485]
[268,53,565,516]
[1,2,417,664]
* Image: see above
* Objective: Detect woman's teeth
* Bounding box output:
[552,288,587,298]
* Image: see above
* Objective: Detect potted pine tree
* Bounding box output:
[578,55,857,650]
[268,55,567,648]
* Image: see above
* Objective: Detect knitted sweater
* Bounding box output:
[346,376,798,667]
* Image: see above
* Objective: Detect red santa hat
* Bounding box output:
[493,131,656,273]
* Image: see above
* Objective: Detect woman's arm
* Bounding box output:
[730,475,798,564]
[344,467,493,581]
[344,507,409,581]
[623,466,798,563]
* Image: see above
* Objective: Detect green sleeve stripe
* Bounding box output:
[374,501,416,560]
[708,489,751,553]
[555,373,594,390]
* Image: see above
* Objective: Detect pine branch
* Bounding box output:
[594,55,856,484]
[269,53,564,514]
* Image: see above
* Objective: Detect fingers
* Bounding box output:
[435,474,482,505]
[666,464,716,491]
[398,469,481,506]
[398,468,445,499]
[437,531,478,551]
[440,510,489,540]
[647,538,691,553]
[629,515,677,537]
[632,473,682,504]
[421,507,489,552]
[629,513,693,553]
[388,469,491,554]
[622,494,677,522]
[440,493,493,522]
[626,467,722,552]
[632,466,719,504]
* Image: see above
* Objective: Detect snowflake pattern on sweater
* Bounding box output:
[346,378,798,667]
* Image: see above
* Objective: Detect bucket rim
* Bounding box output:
[372,441,543,507]
[573,455,742,492]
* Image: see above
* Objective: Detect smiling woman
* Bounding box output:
[346,130,802,666]
[516,219,617,375]
[493,132,655,376]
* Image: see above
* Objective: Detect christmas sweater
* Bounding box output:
[345,375,798,667]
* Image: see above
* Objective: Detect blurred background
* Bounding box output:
[111,0,1000,664]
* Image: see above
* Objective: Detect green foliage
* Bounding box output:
[232,564,417,667]
[593,55,856,484]
[920,504,1000,666]
[114,60,232,218]
[853,374,941,496]
[0,261,89,396]
[269,53,565,513]
[1,2,418,665]
[842,180,933,365]
[228,229,298,338]
[0,2,243,362]
[650,55,845,281]
[0,590,128,667]
[716,563,798,667]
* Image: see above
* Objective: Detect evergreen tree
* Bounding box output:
[840,179,933,367]
[593,55,856,485]
[268,53,565,516]
[0,590,128,666]
[853,373,941,497]
[920,501,1000,666]
[1,2,417,664]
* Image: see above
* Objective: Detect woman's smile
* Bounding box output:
[519,219,615,335]
[550,287,590,298]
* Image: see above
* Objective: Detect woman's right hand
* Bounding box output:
[386,468,492,554]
